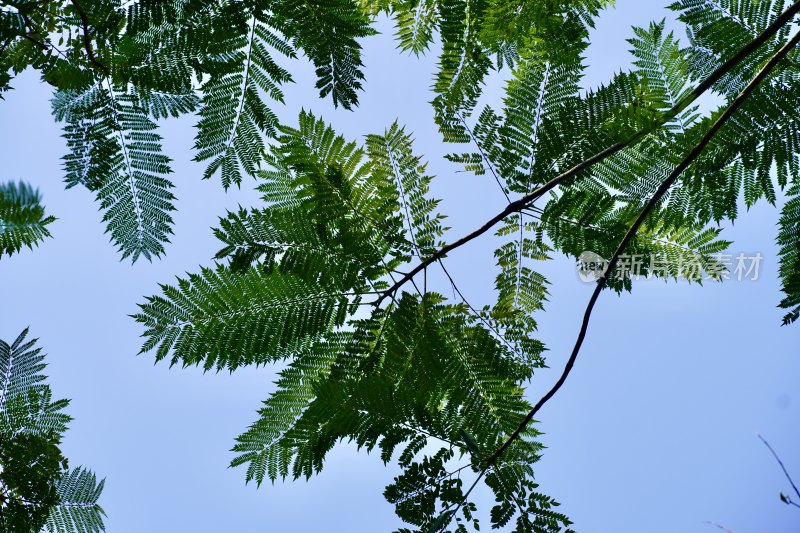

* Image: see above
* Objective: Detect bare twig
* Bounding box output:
[16,11,47,50]
[20,33,46,49]
[455,109,510,203]
[704,521,735,533]
[520,206,716,256]
[436,258,525,359]
[758,433,800,504]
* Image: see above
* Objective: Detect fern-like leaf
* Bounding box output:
[671,0,791,95]
[778,184,800,324]
[433,0,492,134]
[0,330,105,533]
[44,468,106,533]
[194,11,294,188]
[53,82,175,262]
[0,181,55,258]
[270,0,376,109]
[134,266,351,371]
[393,0,439,55]
[365,122,445,258]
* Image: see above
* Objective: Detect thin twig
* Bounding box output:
[758,433,800,501]
[21,33,46,49]
[17,11,47,50]
[375,0,800,308]
[8,6,70,61]
[704,522,735,533]
[397,464,474,511]
[437,258,525,359]
[455,109,510,203]
[434,24,800,532]
[521,206,717,257]
[433,466,486,531]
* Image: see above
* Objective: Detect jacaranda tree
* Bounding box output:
[2,0,800,531]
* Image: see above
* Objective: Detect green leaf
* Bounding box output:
[194,11,294,188]
[0,181,55,258]
[54,82,175,262]
[44,468,107,533]
[270,0,376,108]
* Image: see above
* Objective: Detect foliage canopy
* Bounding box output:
[4,0,800,531]
[133,1,800,530]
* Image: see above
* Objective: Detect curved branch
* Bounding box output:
[484,26,800,470]
[376,0,800,307]
[758,433,800,501]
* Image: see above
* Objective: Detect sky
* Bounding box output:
[0,1,798,532]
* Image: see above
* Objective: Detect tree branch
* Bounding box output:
[483,25,800,471]
[376,0,800,307]
[436,258,525,359]
[432,28,800,528]
[70,0,109,75]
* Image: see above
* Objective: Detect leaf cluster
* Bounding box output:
[6,0,800,531]
[1,0,377,259]
[0,181,55,258]
[134,2,800,531]
[0,330,106,533]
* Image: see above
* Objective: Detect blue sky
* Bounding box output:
[0,0,798,531]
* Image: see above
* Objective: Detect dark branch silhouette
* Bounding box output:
[434,20,800,533]
[486,22,800,471]
[70,0,110,75]
[704,522,735,533]
[758,433,800,509]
